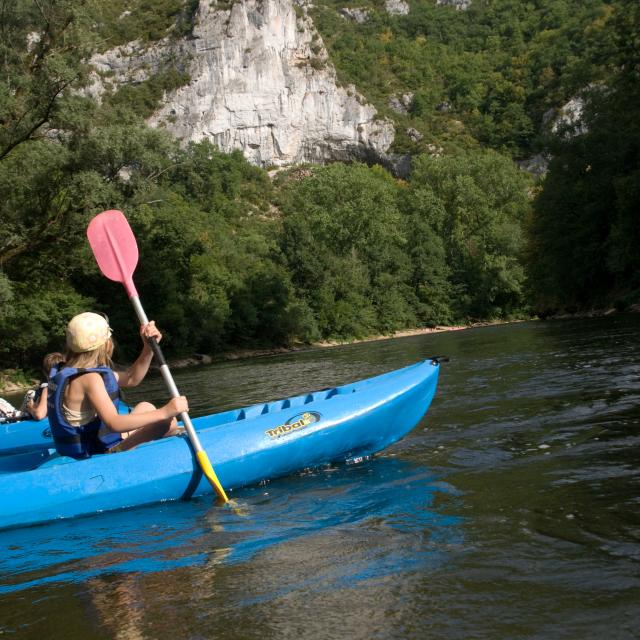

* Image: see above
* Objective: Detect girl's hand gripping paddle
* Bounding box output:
[87,209,229,503]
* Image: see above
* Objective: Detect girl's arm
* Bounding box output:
[82,373,187,433]
[117,321,162,389]
[27,387,48,420]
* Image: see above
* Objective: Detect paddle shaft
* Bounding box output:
[129,295,229,503]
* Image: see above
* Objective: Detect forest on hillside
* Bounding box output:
[0,0,638,377]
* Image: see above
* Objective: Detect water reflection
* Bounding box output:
[0,458,461,599]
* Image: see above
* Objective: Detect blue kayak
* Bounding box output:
[0,359,440,530]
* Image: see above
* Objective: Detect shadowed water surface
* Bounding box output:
[1,315,639,639]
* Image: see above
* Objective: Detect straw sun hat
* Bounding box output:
[66,312,112,353]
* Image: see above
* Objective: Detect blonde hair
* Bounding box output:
[65,339,114,370]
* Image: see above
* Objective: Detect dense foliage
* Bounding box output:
[276,151,529,339]
[526,0,640,311]
[313,0,615,157]
[0,0,637,381]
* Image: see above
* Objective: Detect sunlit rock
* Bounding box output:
[339,7,371,23]
[385,0,410,15]
[88,0,395,169]
[436,0,472,9]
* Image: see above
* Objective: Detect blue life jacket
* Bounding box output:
[47,366,122,459]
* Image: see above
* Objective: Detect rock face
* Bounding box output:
[517,153,550,176]
[436,0,472,9]
[388,92,414,114]
[406,127,423,142]
[519,92,592,177]
[548,97,587,137]
[339,7,371,23]
[90,0,394,168]
[385,0,410,15]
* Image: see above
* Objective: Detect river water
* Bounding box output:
[0,315,638,639]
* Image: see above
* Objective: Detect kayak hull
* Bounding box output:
[0,359,440,530]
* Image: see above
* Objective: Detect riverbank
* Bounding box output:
[169,303,640,366]
[0,322,482,393]
[168,320,511,368]
[3,307,637,393]
[0,370,38,396]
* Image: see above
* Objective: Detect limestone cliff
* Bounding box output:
[89,0,395,168]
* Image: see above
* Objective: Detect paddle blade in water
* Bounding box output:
[87,210,139,299]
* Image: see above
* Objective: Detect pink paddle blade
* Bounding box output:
[87,210,139,299]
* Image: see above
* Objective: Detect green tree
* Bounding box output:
[409,150,530,319]
[400,187,452,326]
[278,163,415,339]
[0,0,96,161]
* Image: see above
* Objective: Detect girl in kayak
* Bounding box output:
[48,312,187,459]
[22,351,64,421]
